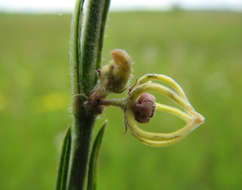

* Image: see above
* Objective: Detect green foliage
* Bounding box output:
[56,127,71,190]
[87,121,107,190]
[81,0,111,95]
[0,11,242,190]
[71,0,84,94]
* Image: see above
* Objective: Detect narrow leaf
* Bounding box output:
[71,0,85,94]
[56,127,72,190]
[96,0,111,69]
[87,121,107,190]
[81,0,111,95]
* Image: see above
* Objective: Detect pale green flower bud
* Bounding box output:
[99,49,132,93]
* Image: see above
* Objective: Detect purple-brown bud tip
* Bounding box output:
[131,93,156,123]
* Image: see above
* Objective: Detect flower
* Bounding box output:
[93,50,205,147]
[124,74,205,147]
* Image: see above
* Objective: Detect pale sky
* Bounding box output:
[0,0,242,12]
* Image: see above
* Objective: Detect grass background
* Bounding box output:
[0,11,242,190]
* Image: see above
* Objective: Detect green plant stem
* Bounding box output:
[68,0,95,189]
[67,0,110,190]
[68,98,96,190]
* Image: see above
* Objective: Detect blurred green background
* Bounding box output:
[0,11,242,190]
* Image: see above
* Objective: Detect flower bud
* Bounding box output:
[99,49,132,93]
[131,93,156,123]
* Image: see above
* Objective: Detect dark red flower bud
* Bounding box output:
[132,93,156,123]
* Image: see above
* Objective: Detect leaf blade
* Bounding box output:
[71,0,85,94]
[56,127,72,190]
[81,0,111,95]
[87,121,107,190]
[96,0,111,69]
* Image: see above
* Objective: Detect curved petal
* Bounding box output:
[135,74,188,100]
[129,82,195,114]
[156,103,192,122]
[125,108,204,143]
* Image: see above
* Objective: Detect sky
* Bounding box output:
[0,0,242,12]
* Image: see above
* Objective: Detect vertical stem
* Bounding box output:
[68,96,96,190]
[69,0,92,189]
[67,0,110,190]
